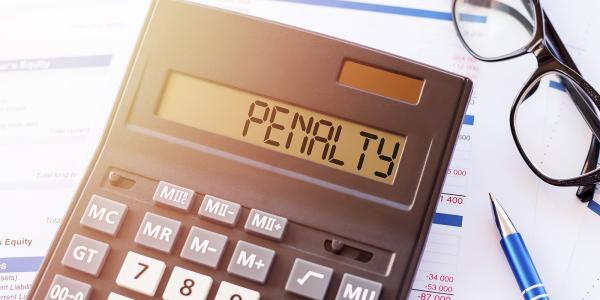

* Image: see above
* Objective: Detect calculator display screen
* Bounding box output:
[156,72,405,184]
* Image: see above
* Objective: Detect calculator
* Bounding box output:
[28,1,472,299]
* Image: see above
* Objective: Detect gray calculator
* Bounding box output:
[28,0,472,299]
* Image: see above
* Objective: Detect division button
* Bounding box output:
[45,274,92,300]
[116,251,166,297]
[80,195,127,236]
[162,266,213,300]
[134,212,181,253]
[335,273,383,300]
[198,195,241,226]
[180,226,228,269]
[214,281,260,300]
[285,258,333,300]
[61,234,110,277]
[244,209,287,241]
[153,181,195,212]
[227,240,275,284]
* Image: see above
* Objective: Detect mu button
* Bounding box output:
[227,240,275,284]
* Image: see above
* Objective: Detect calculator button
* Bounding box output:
[116,251,166,297]
[134,212,182,253]
[335,274,383,300]
[180,226,228,269]
[214,281,260,300]
[108,292,133,300]
[198,195,241,226]
[227,240,275,284]
[244,209,287,241]
[162,266,212,300]
[153,181,195,212]
[61,234,110,277]
[285,258,333,300]
[80,194,127,236]
[45,274,92,300]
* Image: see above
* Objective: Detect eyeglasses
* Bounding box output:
[452,0,600,202]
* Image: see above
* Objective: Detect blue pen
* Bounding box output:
[489,193,549,300]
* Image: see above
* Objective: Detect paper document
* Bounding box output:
[1,0,599,299]
[0,0,150,297]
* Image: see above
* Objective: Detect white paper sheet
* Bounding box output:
[0,0,150,297]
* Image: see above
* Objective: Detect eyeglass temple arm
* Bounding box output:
[545,13,599,201]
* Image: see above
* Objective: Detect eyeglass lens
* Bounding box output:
[454,0,536,59]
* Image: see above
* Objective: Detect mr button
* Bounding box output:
[135,212,181,253]
[80,195,127,236]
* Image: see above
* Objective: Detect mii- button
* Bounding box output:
[80,195,127,236]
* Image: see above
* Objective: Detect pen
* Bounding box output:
[489,193,549,300]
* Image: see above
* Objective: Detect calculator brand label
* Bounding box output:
[244,209,287,241]
[198,195,241,226]
[153,181,195,211]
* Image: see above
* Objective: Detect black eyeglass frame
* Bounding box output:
[452,0,600,200]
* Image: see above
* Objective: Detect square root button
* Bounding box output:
[244,209,287,241]
[227,240,275,284]
[285,258,333,300]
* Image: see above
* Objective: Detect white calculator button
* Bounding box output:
[162,266,212,300]
[214,281,260,300]
[116,251,166,297]
[108,292,133,300]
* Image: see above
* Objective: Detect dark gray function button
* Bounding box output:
[61,234,110,277]
[335,273,383,300]
[45,274,92,300]
[153,181,195,212]
[134,212,181,253]
[227,240,275,284]
[244,208,287,241]
[285,258,333,300]
[198,195,241,226]
[80,195,127,236]
[180,226,228,269]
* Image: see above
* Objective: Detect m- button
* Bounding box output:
[244,209,287,241]
[80,195,127,236]
[227,241,275,284]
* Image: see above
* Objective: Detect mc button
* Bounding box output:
[80,195,127,236]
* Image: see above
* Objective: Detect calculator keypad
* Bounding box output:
[46,179,385,299]
[162,266,213,300]
[116,251,166,296]
[180,226,228,269]
[61,234,110,277]
[134,212,182,253]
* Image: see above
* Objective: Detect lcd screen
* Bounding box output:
[156,72,406,184]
